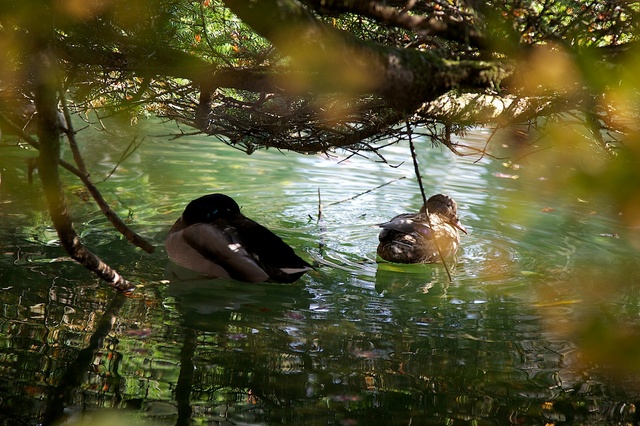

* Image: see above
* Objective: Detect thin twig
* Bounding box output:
[406,120,452,282]
[474,95,527,164]
[101,135,145,182]
[57,92,155,254]
[317,187,323,222]
[326,176,407,207]
[0,110,84,177]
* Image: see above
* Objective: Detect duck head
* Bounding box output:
[182,193,242,224]
[422,194,467,234]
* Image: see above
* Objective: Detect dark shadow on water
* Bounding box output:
[166,272,313,425]
[175,327,196,426]
[166,269,312,332]
[3,259,637,425]
[33,270,310,425]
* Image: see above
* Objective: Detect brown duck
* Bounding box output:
[377,194,467,263]
[166,194,312,283]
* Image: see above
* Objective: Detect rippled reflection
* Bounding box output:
[1,121,639,424]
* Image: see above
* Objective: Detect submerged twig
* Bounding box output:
[407,120,452,282]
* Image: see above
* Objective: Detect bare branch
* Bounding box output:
[32,48,136,292]
[60,93,156,254]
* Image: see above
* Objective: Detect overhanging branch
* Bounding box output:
[32,47,136,292]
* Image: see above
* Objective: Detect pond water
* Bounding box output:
[1,119,640,425]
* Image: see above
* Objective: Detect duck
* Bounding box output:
[377,194,467,264]
[166,194,312,283]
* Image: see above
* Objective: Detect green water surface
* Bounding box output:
[1,120,639,425]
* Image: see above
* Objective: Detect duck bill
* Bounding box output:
[455,221,468,234]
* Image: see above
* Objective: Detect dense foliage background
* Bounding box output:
[2,0,639,153]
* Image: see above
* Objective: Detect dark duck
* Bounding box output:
[166,194,312,283]
[377,194,467,264]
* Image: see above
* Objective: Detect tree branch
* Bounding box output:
[222,0,509,110]
[58,93,155,253]
[304,0,485,48]
[32,47,135,292]
[0,108,155,254]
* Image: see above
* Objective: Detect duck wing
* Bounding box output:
[166,221,270,282]
[378,213,434,239]
[231,217,312,283]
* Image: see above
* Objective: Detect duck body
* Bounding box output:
[166,194,312,283]
[377,194,467,264]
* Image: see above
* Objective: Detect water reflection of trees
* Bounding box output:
[1,272,639,425]
[42,292,127,425]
